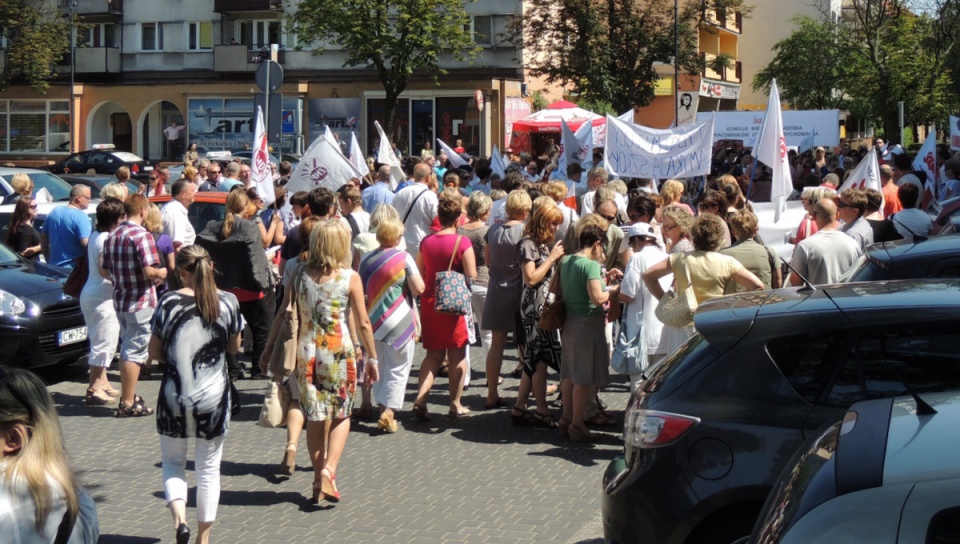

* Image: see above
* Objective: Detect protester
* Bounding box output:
[351,204,405,269]
[890,183,932,240]
[512,203,564,427]
[1,173,32,205]
[393,163,439,256]
[4,198,41,261]
[482,190,532,409]
[79,199,124,405]
[161,180,197,253]
[581,167,626,216]
[361,166,395,212]
[359,218,424,433]
[412,198,477,420]
[788,199,862,285]
[790,186,834,246]
[457,192,493,383]
[892,153,923,208]
[337,184,370,241]
[41,185,92,268]
[863,188,902,243]
[244,187,281,249]
[660,179,694,215]
[837,188,874,252]
[145,168,168,198]
[721,209,781,291]
[0,365,99,543]
[144,204,176,297]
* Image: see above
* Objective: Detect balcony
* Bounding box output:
[62,0,123,16]
[213,45,285,72]
[700,53,741,84]
[702,5,741,34]
[75,47,120,73]
[214,0,282,13]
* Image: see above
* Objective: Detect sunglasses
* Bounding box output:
[29,205,38,210]
[837,202,852,209]
[0,366,35,424]
[599,212,618,223]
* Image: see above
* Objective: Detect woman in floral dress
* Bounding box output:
[293,221,378,504]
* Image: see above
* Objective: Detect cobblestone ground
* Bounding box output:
[44,343,627,544]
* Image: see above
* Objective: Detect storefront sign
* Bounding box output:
[696,110,840,148]
[654,77,673,97]
[475,90,485,112]
[604,114,714,179]
[189,97,300,152]
[308,98,361,151]
[698,80,740,100]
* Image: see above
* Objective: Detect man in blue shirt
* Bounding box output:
[362,165,395,210]
[219,162,244,192]
[41,185,92,268]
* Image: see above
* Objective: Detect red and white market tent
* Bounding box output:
[509,100,606,153]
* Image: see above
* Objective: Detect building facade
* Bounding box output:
[0,0,524,162]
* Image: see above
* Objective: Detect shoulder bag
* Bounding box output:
[654,253,698,328]
[612,294,647,375]
[537,260,566,331]
[268,265,302,378]
[434,235,471,315]
[63,254,89,298]
[257,380,290,428]
[402,187,430,225]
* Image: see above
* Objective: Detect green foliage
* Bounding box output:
[291,0,481,136]
[530,90,549,112]
[518,0,747,113]
[0,1,71,93]
[575,97,616,116]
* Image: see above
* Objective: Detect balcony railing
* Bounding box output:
[57,47,121,74]
[214,45,285,72]
[62,0,123,16]
[700,53,741,84]
[707,7,741,34]
[214,0,282,12]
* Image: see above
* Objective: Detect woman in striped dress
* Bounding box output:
[358,218,424,433]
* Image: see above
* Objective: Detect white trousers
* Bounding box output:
[465,284,492,385]
[79,293,119,368]
[160,433,225,523]
[371,340,415,410]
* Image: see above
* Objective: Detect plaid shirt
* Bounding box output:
[103,221,161,313]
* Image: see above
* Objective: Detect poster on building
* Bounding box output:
[677,92,699,126]
[188,97,300,153]
[308,98,361,154]
[504,97,531,150]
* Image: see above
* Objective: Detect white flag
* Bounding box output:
[556,119,593,180]
[754,80,793,223]
[617,110,634,123]
[436,138,468,168]
[251,106,276,206]
[348,132,369,177]
[374,121,404,189]
[491,144,507,180]
[286,136,362,194]
[323,125,339,148]
[913,130,939,209]
[838,147,881,192]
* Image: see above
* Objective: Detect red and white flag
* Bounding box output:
[286,135,362,194]
[251,106,276,206]
[753,79,793,223]
[838,147,881,192]
[913,130,939,209]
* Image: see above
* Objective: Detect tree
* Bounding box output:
[0,1,71,93]
[753,16,856,110]
[291,0,480,140]
[517,0,750,114]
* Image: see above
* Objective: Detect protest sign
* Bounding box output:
[603,115,714,180]
[951,115,960,151]
[697,110,839,148]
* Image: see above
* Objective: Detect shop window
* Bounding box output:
[436,97,478,155]
[187,22,213,51]
[141,22,164,51]
[1,100,71,153]
[365,98,409,156]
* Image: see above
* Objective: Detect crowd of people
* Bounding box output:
[2,131,957,543]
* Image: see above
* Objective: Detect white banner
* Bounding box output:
[838,148,881,192]
[697,110,840,148]
[251,106,276,206]
[603,115,714,179]
[951,115,960,151]
[914,130,939,209]
[348,132,369,177]
[287,136,362,194]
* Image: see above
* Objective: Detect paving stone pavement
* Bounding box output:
[44,344,629,544]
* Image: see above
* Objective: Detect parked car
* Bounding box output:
[839,233,960,282]
[0,167,76,203]
[48,144,153,180]
[0,241,88,369]
[149,192,227,234]
[931,194,960,235]
[59,173,142,200]
[601,279,960,544]
[751,391,960,544]
[0,201,98,244]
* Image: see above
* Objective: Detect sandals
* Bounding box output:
[115,395,154,417]
[280,443,297,475]
[84,390,113,406]
[320,468,340,502]
[585,412,617,427]
[531,411,558,429]
[412,402,431,421]
[511,406,531,426]
[377,415,398,433]
[447,406,471,419]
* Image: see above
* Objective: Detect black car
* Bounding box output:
[840,233,960,282]
[0,242,88,369]
[602,280,960,544]
[49,145,153,179]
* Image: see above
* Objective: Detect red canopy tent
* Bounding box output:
[509,100,606,154]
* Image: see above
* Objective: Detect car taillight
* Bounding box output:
[624,409,699,448]
[132,164,139,173]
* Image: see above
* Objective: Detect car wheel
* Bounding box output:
[690,510,757,544]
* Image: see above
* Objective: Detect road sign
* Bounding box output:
[255,61,283,93]
[254,93,282,141]
[475,90,485,112]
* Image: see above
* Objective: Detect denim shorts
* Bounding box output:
[117,307,154,364]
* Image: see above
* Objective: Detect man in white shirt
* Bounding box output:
[393,163,438,256]
[486,171,524,226]
[163,121,185,161]
[161,180,197,252]
[581,167,626,216]
[789,198,862,286]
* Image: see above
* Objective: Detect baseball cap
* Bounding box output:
[622,222,658,240]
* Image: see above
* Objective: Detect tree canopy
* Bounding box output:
[0,0,71,93]
[291,0,481,139]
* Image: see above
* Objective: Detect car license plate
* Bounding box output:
[58,326,87,346]
[143,165,154,171]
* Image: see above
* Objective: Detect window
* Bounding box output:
[79,23,117,48]
[238,20,282,49]
[767,331,846,403]
[141,22,164,51]
[0,100,69,153]
[187,22,213,51]
[472,15,492,46]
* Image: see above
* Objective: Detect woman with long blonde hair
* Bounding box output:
[149,245,242,544]
[0,365,99,542]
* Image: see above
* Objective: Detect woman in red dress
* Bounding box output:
[413,198,477,420]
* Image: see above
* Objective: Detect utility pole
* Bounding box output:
[69,1,77,154]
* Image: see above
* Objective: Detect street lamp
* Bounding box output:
[674,0,679,127]
[69,1,77,154]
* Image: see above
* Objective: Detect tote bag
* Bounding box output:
[268,266,301,378]
[611,296,647,375]
[434,236,471,315]
[537,262,566,331]
[257,380,290,428]
[654,254,698,328]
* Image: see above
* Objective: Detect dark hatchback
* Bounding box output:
[59,173,143,200]
[602,280,960,544]
[840,233,960,282]
[0,242,88,369]
[49,146,153,180]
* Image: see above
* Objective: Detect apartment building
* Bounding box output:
[0,0,525,161]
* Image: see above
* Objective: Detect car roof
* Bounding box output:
[149,193,228,204]
[882,391,960,486]
[0,167,58,176]
[695,279,960,351]
[867,232,960,263]
[0,200,99,216]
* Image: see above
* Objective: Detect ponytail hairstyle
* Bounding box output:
[0,365,79,531]
[221,190,250,238]
[176,245,220,325]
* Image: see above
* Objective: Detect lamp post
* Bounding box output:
[69,1,77,154]
[674,0,679,127]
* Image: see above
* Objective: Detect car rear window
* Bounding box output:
[767,331,847,403]
[642,333,718,394]
[840,255,888,282]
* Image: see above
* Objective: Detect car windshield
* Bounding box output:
[751,421,840,544]
[111,151,143,163]
[0,241,21,264]
[2,172,75,202]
